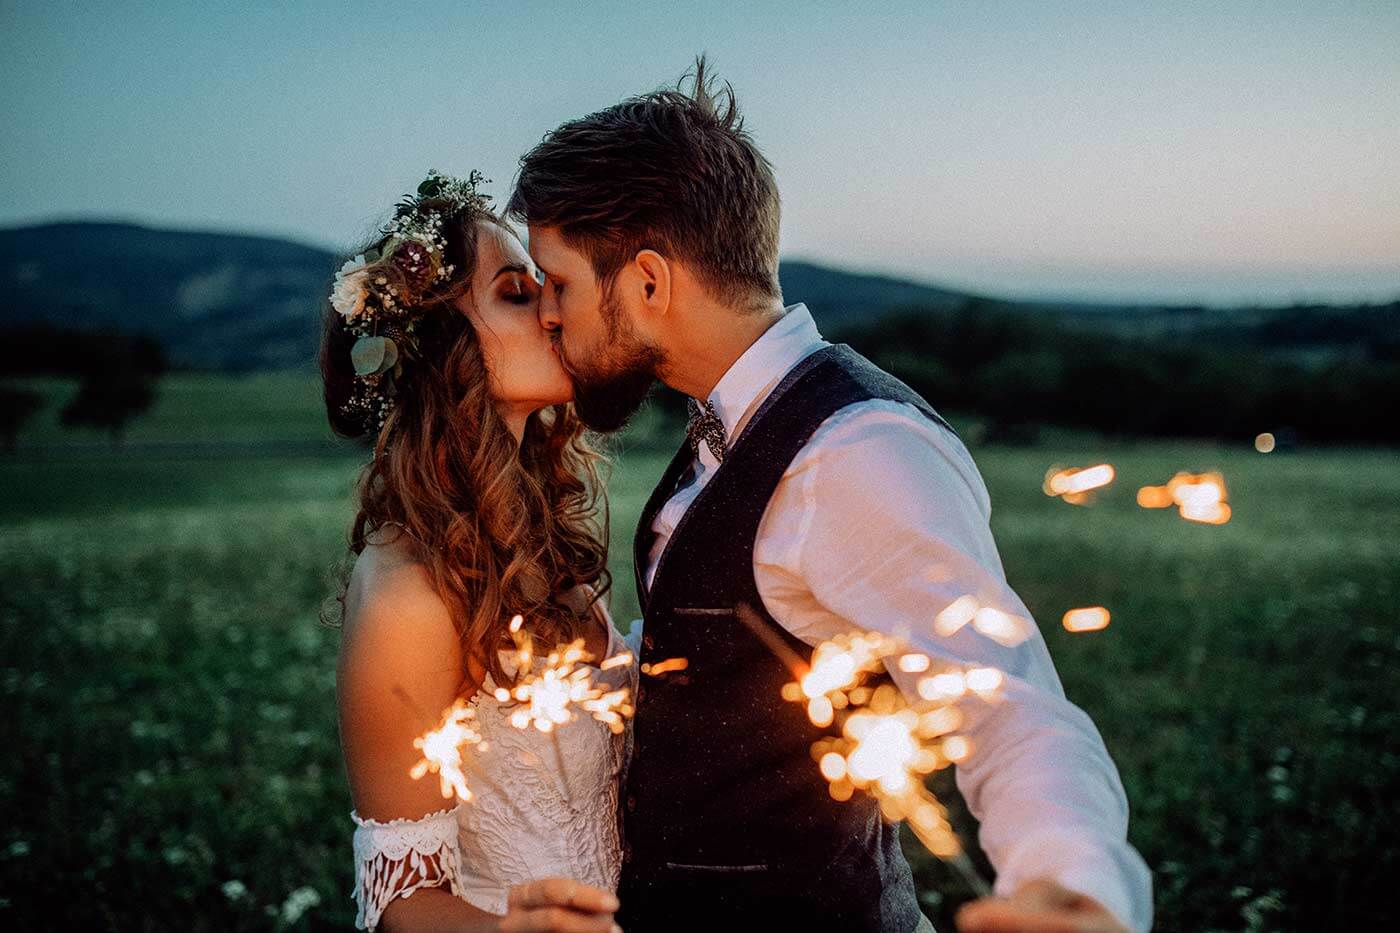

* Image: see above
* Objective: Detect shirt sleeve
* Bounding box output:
[753,400,1153,932]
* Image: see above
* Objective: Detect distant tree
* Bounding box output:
[60,359,157,446]
[0,385,45,451]
[4,324,167,377]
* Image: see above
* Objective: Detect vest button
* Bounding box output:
[626,794,637,812]
[642,633,654,650]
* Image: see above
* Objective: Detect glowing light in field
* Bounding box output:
[1062,606,1112,633]
[1137,471,1231,525]
[1136,485,1175,509]
[1174,478,1229,524]
[1043,463,1116,505]
[1255,432,1276,453]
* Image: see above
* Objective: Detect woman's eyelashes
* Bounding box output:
[501,276,537,305]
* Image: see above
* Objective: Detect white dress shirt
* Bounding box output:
[641,303,1152,932]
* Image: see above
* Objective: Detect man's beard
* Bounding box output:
[559,293,664,434]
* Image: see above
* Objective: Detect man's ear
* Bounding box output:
[633,249,672,318]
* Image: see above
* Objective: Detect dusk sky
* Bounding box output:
[3,1,1397,304]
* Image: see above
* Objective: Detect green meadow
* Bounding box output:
[2,375,1397,930]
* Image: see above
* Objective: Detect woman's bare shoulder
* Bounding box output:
[340,530,458,662]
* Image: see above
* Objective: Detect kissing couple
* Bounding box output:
[325,57,1151,933]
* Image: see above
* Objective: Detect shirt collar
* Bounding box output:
[702,302,827,441]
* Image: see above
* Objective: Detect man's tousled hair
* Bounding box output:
[507,55,782,310]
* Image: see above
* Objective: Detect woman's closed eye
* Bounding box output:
[502,277,536,305]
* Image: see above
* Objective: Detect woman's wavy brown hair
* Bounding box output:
[319,197,611,693]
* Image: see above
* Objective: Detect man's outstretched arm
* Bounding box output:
[754,402,1152,932]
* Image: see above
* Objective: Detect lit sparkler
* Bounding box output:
[408,696,486,802]
[493,616,635,737]
[406,613,635,807]
[751,605,997,897]
[493,614,636,803]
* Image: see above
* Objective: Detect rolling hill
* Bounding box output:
[2,221,1395,371]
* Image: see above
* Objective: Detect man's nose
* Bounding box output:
[537,292,561,333]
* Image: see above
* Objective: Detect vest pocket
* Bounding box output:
[664,861,770,873]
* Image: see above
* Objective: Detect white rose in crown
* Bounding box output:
[330,254,370,320]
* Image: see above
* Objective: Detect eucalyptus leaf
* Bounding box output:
[351,336,399,376]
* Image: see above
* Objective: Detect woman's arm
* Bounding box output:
[337,545,494,931]
[337,543,619,933]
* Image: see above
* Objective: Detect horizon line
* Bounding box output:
[5,211,1398,311]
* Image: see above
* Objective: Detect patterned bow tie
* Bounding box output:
[685,397,728,463]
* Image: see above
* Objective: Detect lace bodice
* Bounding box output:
[350,604,638,930]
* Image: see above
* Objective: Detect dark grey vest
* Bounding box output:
[617,343,955,932]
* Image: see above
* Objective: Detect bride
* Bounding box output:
[320,170,634,933]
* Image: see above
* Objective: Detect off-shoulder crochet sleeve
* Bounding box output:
[350,803,469,931]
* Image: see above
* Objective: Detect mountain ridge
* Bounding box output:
[3,220,1394,371]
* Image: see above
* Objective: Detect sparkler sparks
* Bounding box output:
[1137,471,1231,524]
[1062,606,1111,633]
[932,595,1032,646]
[1043,463,1116,505]
[408,697,485,802]
[639,657,688,676]
[492,616,635,736]
[770,618,999,897]
[408,614,635,806]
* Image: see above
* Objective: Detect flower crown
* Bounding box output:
[331,169,494,435]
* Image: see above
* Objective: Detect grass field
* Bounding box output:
[3,375,1397,931]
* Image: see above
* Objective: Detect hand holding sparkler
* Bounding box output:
[956,878,1128,933]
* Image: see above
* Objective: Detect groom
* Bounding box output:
[507,60,1152,933]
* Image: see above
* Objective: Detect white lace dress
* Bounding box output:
[349,606,638,930]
